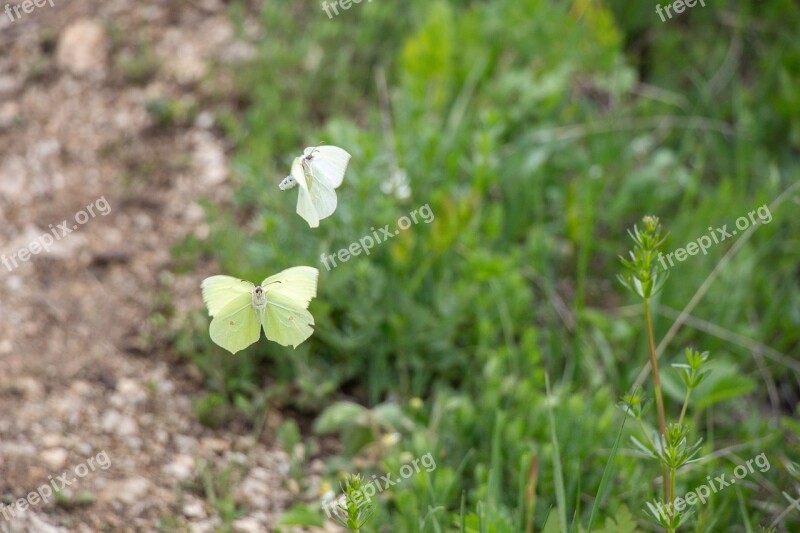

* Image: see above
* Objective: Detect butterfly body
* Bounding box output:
[252,286,267,311]
[278,175,297,190]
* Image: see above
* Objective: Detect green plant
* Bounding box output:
[194,391,232,428]
[277,419,306,481]
[175,0,800,530]
[144,98,197,128]
[329,474,376,532]
[620,218,713,532]
[116,45,159,85]
[188,460,246,530]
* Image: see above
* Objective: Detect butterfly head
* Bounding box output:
[279,175,297,190]
[252,286,267,310]
[303,145,322,161]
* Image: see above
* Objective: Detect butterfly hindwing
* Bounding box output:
[291,157,320,228]
[261,294,315,348]
[306,165,338,221]
[208,292,261,354]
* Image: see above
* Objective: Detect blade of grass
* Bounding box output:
[488,412,504,510]
[460,491,466,533]
[545,373,568,533]
[768,492,800,529]
[734,484,754,533]
[586,390,635,531]
[524,454,539,533]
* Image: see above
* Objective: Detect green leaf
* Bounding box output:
[661,359,755,409]
[694,373,756,409]
[593,505,641,533]
[542,509,562,533]
[277,503,326,527]
[313,401,369,434]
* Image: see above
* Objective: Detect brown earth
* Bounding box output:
[0,1,335,531]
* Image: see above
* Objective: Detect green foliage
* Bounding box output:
[593,505,642,533]
[314,401,409,455]
[277,419,306,480]
[144,98,197,128]
[276,503,326,529]
[618,216,669,300]
[108,25,160,85]
[331,474,377,532]
[175,0,800,530]
[187,460,246,530]
[194,392,231,428]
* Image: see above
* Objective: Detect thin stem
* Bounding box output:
[644,299,670,506]
[678,387,692,426]
[669,467,677,533]
[635,417,652,448]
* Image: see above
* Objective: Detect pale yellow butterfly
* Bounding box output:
[201,267,319,354]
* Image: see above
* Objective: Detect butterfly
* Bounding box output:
[201,266,319,354]
[279,145,351,228]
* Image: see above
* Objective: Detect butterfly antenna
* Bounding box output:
[308,141,325,159]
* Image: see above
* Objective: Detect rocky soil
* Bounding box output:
[0,1,335,531]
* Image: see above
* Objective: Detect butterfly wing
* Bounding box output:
[305,163,338,221]
[304,145,350,188]
[209,295,262,354]
[291,157,320,228]
[260,266,319,348]
[261,298,315,348]
[202,276,260,354]
[261,266,318,306]
[201,276,254,316]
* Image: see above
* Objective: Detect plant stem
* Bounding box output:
[670,467,676,522]
[644,299,670,505]
[678,387,692,426]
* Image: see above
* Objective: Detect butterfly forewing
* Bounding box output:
[262,266,318,305]
[201,276,254,316]
[304,146,351,189]
[307,169,338,220]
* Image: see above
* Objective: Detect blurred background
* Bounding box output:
[0,0,798,531]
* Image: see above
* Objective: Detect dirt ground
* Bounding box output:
[0,1,330,531]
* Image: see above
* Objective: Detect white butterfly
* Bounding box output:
[279,145,351,228]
